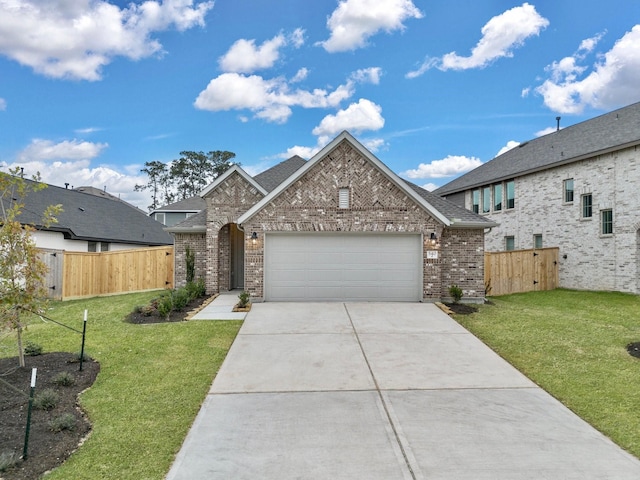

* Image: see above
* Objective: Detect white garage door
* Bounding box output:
[265,233,422,301]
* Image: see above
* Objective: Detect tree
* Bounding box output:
[134,161,172,211]
[170,150,237,201]
[0,168,62,367]
[136,151,237,209]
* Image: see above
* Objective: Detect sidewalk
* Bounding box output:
[188,291,247,321]
[167,302,640,479]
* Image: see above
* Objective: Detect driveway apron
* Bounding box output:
[166,302,640,480]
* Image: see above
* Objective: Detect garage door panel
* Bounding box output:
[265,234,422,302]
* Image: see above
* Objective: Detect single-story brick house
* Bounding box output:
[166,131,495,302]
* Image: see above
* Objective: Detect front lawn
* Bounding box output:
[454,289,640,458]
[0,291,241,479]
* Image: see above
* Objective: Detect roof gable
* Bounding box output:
[436,101,640,195]
[239,131,486,227]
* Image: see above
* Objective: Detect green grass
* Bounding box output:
[0,292,241,480]
[454,289,640,458]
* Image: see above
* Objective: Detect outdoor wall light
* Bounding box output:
[430,232,438,246]
[251,232,258,244]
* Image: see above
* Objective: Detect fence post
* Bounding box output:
[23,368,37,460]
[80,310,87,371]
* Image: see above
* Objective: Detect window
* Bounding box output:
[482,186,491,213]
[100,242,110,252]
[88,241,97,252]
[533,234,543,249]
[506,180,515,209]
[505,236,515,251]
[493,183,502,211]
[472,189,480,213]
[581,194,592,218]
[155,212,166,225]
[338,188,350,209]
[601,209,613,235]
[563,179,574,203]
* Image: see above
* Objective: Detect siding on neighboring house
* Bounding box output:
[437,101,640,295]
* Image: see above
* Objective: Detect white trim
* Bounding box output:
[199,165,268,198]
[238,131,451,226]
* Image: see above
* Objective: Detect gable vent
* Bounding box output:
[339,188,350,209]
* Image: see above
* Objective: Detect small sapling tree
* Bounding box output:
[0,168,62,367]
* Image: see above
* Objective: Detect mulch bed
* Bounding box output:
[626,342,640,358]
[126,295,212,324]
[0,352,100,480]
[444,303,479,315]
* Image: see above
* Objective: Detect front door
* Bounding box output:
[230,224,245,289]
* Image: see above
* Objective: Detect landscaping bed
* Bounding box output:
[0,353,100,480]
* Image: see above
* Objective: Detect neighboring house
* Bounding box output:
[436,101,640,294]
[150,196,206,226]
[166,131,495,302]
[9,180,173,252]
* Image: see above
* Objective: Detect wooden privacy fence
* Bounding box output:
[38,246,174,300]
[484,247,559,296]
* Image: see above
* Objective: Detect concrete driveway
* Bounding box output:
[167,302,640,479]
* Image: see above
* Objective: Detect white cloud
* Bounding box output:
[194,66,380,123]
[362,137,385,152]
[291,67,309,83]
[495,140,520,157]
[2,138,151,209]
[0,98,6,110]
[578,31,606,56]
[402,155,482,179]
[74,127,103,134]
[535,25,640,114]
[0,0,213,81]
[218,29,305,74]
[406,3,548,77]
[319,0,422,53]
[421,182,439,192]
[312,99,385,144]
[535,127,557,137]
[282,144,321,160]
[18,139,108,162]
[350,67,382,84]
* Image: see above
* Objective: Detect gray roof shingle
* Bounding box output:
[153,196,206,213]
[435,101,640,195]
[10,180,173,245]
[253,155,307,192]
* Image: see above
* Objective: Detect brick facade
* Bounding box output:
[466,145,640,294]
[204,172,264,293]
[174,138,487,302]
[242,140,485,301]
[173,232,206,288]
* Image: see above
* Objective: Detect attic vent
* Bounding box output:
[339,188,350,209]
[78,207,85,212]
[518,142,529,148]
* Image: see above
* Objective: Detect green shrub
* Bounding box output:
[157,295,173,319]
[449,284,464,303]
[52,371,76,387]
[48,413,76,432]
[237,291,250,308]
[185,278,206,300]
[24,341,43,356]
[34,388,59,411]
[171,288,190,311]
[0,451,20,472]
[138,304,156,316]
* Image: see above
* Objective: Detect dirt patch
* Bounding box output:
[444,303,479,315]
[626,342,640,358]
[126,295,213,324]
[0,352,100,480]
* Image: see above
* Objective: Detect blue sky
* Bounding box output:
[1,0,640,210]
